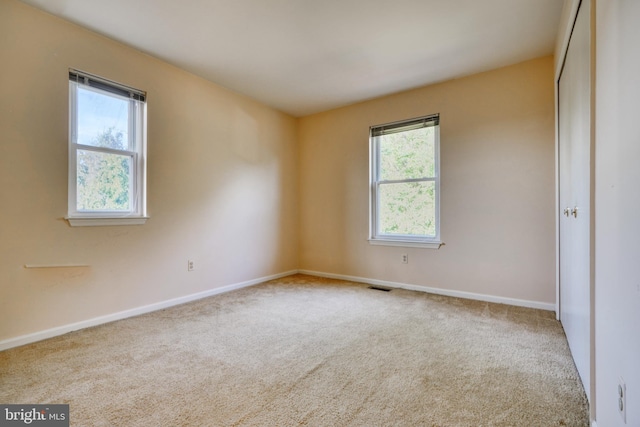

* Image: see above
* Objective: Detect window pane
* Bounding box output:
[378,181,436,236]
[77,87,129,150]
[379,126,435,181]
[77,150,132,211]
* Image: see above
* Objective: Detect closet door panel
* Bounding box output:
[558,0,591,399]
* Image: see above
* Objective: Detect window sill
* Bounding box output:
[65,216,149,227]
[368,239,443,249]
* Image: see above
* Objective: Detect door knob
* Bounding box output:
[571,207,578,218]
[563,207,570,217]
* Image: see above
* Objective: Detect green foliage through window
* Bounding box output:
[77,128,132,211]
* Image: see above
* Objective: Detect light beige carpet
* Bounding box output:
[1,274,588,426]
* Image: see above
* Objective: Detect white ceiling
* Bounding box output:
[20,0,564,117]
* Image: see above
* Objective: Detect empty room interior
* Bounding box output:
[0,0,638,426]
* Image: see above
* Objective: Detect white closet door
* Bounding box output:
[558,0,591,399]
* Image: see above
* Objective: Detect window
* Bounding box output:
[67,69,147,226]
[369,114,441,248]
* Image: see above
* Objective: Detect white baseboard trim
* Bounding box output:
[298,269,556,312]
[0,270,298,352]
[0,269,555,352]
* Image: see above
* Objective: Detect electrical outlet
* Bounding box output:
[401,254,408,264]
[618,377,626,423]
[188,260,194,271]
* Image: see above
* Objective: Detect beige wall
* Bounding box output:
[298,56,556,304]
[0,0,298,342]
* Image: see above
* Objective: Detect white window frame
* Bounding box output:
[66,69,148,226]
[369,114,442,249]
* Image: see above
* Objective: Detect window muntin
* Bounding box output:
[68,69,147,224]
[370,115,440,246]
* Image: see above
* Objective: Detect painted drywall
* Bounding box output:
[594,1,640,425]
[0,0,298,343]
[298,57,556,305]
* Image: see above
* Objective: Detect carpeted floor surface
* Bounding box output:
[0,274,589,426]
